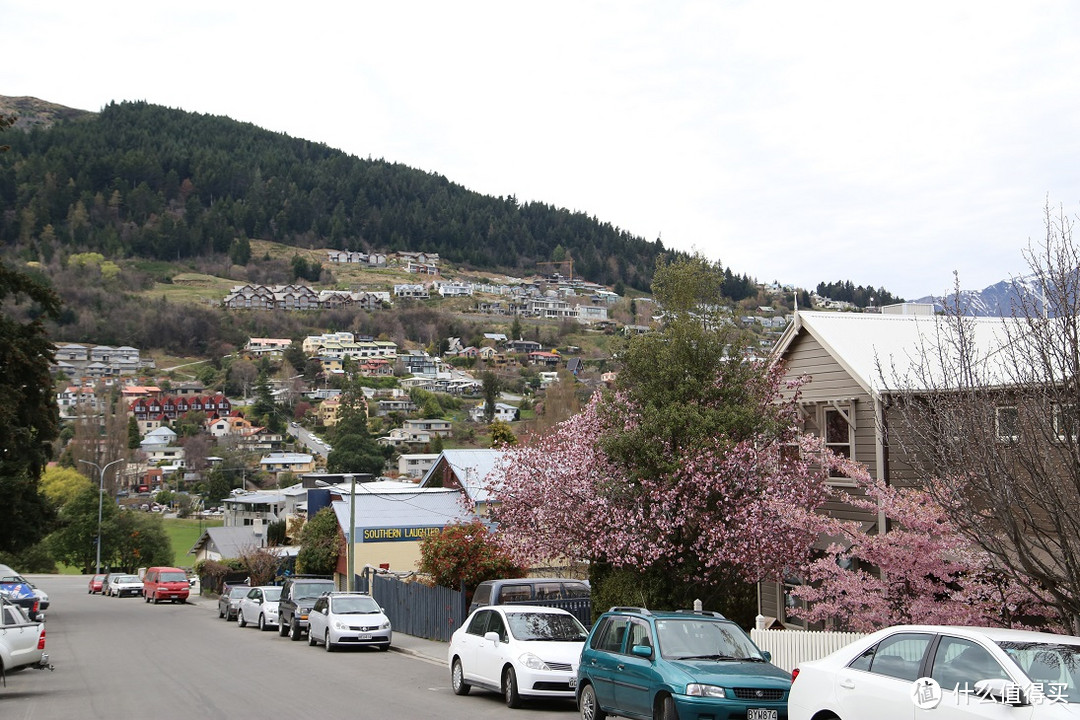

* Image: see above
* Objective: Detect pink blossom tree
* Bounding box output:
[787,457,1057,632]
[490,363,836,593]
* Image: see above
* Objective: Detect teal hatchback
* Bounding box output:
[577,607,790,720]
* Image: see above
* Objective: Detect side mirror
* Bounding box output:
[761,651,772,663]
[484,631,501,644]
[631,644,653,658]
[973,679,1028,706]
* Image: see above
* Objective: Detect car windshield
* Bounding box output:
[293,582,334,600]
[331,596,381,614]
[999,640,1080,703]
[262,587,282,601]
[161,572,187,582]
[117,576,140,583]
[229,587,249,598]
[505,612,588,642]
[656,618,765,661]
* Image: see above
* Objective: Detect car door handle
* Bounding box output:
[617,664,625,671]
[839,678,855,689]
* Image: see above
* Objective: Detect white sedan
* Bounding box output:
[789,624,1080,720]
[236,586,281,632]
[106,574,144,598]
[448,605,587,708]
[307,592,392,652]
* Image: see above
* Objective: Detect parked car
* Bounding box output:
[0,567,45,621]
[142,566,190,604]
[106,574,144,598]
[469,577,591,612]
[236,586,281,631]
[277,575,336,641]
[307,591,392,652]
[0,595,48,674]
[217,585,250,621]
[449,604,588,708]
[469,577,591,627]
[576,607,790,720]
[789,624,1080,720]
[87,573,107,594]
[0,565,48,615]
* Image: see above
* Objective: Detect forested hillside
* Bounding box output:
[0,100,668,290]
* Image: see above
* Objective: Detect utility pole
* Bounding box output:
[78,457,125,575]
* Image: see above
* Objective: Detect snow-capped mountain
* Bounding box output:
[913,275,1050,317]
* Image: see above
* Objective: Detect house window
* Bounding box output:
[823,406,854,485]
[996,406,1019,442]
[1054,403,1078,442]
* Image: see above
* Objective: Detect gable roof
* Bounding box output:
[188,525,271,558]
[773,310,1032,399]
[418,449,508,504]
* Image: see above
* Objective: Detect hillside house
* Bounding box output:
[760,309,1033,628]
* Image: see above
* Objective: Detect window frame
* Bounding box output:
[822,405,856,487]
[996,406,1019,443]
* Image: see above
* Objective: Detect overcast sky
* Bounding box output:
[8,1,1080,299]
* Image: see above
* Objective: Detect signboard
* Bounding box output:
[361,526,442,543]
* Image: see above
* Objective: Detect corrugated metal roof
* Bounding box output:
[779,311,1033,397]
[331,488,473,533]
[419,449,508,504]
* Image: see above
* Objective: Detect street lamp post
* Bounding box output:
[78,458,125,575]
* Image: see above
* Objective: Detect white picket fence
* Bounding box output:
[750,629,866,672]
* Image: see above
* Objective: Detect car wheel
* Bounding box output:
[378,643,390,652]
[324,630,335,652]
[278,618,289,637]
[258,614,268,631]
[579,684,606,720]
[218,605,225,619]
[308,628,318,647]
[503,666,521,708]
[656,695,679,720]
[290,619,302,641]
[153,594,160,604]
[238,610,247,627]
[451,658,471,695]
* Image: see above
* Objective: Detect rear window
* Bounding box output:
[562,582,590,598]
[292,581,334,600]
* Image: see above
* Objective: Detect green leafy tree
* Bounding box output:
[482,371,499,423]
[327,382,386,475]
[489,420,517,447]
[229,235,252,265]
[40,466,92,508]
[418,520,525,594]
[47,485,120,573]
[127,416,141,449]
[110,511,173,572]
[296,506,342,575]
[0,258,63,554]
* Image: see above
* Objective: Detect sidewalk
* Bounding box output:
[189,591,448,665]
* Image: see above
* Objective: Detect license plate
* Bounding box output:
[568,677,577,688]
[359,634,371,640]
[748,710,777,720]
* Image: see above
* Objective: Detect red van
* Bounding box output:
[142,566,190,604]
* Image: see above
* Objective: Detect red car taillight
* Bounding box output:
[38,626,46,650]
[31,599,39,614]
[791,668,800,682]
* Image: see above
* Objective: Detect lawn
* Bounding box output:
[164,516,222,568]
[53,516,222,576]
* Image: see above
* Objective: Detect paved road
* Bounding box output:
[2,575,577,720]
